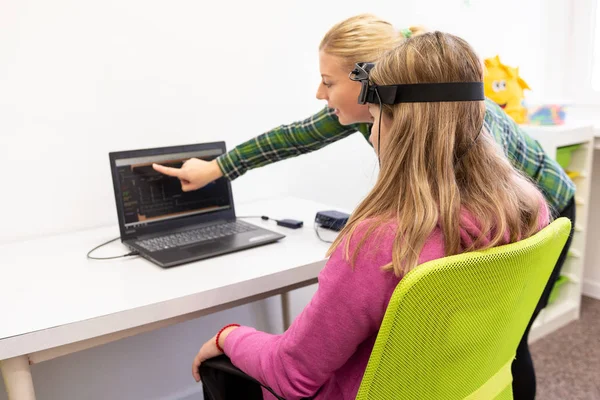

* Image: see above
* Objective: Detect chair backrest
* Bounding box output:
[356,217,571,400]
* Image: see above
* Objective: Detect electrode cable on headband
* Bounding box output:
[375,87,383,159]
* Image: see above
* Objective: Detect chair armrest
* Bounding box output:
[200,355,286,400]
[201,355,261,383]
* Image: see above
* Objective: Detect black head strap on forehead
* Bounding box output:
[349,62,485,105]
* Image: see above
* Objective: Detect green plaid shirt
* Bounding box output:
[217,98,575,212]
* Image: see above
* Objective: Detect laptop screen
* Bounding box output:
[113,147,232,231]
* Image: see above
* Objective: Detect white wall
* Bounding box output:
[285,0,567,206]
[0,1,569,399]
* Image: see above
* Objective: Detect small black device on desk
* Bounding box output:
[315,210,350,231]
[239,216,303,229]
[276,219,304,229]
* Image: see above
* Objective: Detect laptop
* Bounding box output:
[108,142,285,268]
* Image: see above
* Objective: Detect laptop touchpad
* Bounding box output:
[182,238,232,256]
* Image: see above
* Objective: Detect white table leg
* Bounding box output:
[1,356,36,400]
[281,292,291,330]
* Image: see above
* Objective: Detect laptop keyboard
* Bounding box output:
[135,222,257,252]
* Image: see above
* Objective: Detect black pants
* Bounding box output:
[511,197,576,400]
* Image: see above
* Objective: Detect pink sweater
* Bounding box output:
[223,206,550,400]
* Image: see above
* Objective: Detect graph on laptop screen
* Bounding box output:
[114,150,231,229]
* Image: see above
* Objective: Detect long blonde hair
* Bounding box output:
[327,31,546,277]
[319,14,426,69]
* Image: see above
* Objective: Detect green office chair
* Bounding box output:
[357,217,571,400]
[200,217,571,400]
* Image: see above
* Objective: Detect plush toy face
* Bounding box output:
[484,55,530,111]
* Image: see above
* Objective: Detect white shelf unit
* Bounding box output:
[585,133,600,300]
[520,123,595,342]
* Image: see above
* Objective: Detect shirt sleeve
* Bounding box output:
[222,223,398,399]
[216,106,362,180]
[483,98,575,212]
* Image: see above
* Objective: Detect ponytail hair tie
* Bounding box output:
[400,28,413,39]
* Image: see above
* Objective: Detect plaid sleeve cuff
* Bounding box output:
[216,151,243,181]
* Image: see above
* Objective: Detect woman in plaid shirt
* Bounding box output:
[155,14,575,400]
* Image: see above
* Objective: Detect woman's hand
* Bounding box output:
[192,326,239,382]
[153,158,223,192]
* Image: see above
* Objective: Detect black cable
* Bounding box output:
[237,215,288,224]
[237,215,275,222]
[238,215,304,230]
[87,237,140,260]
[241,215,329,240]
[455,123,484,161]
[314,222,334,243]
[375,87,383,160]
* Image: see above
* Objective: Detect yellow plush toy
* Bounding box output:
[483,55,531,124]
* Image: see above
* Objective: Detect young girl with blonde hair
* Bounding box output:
[191,30,551,400]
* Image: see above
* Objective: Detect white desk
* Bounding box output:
[0,197,337,400]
